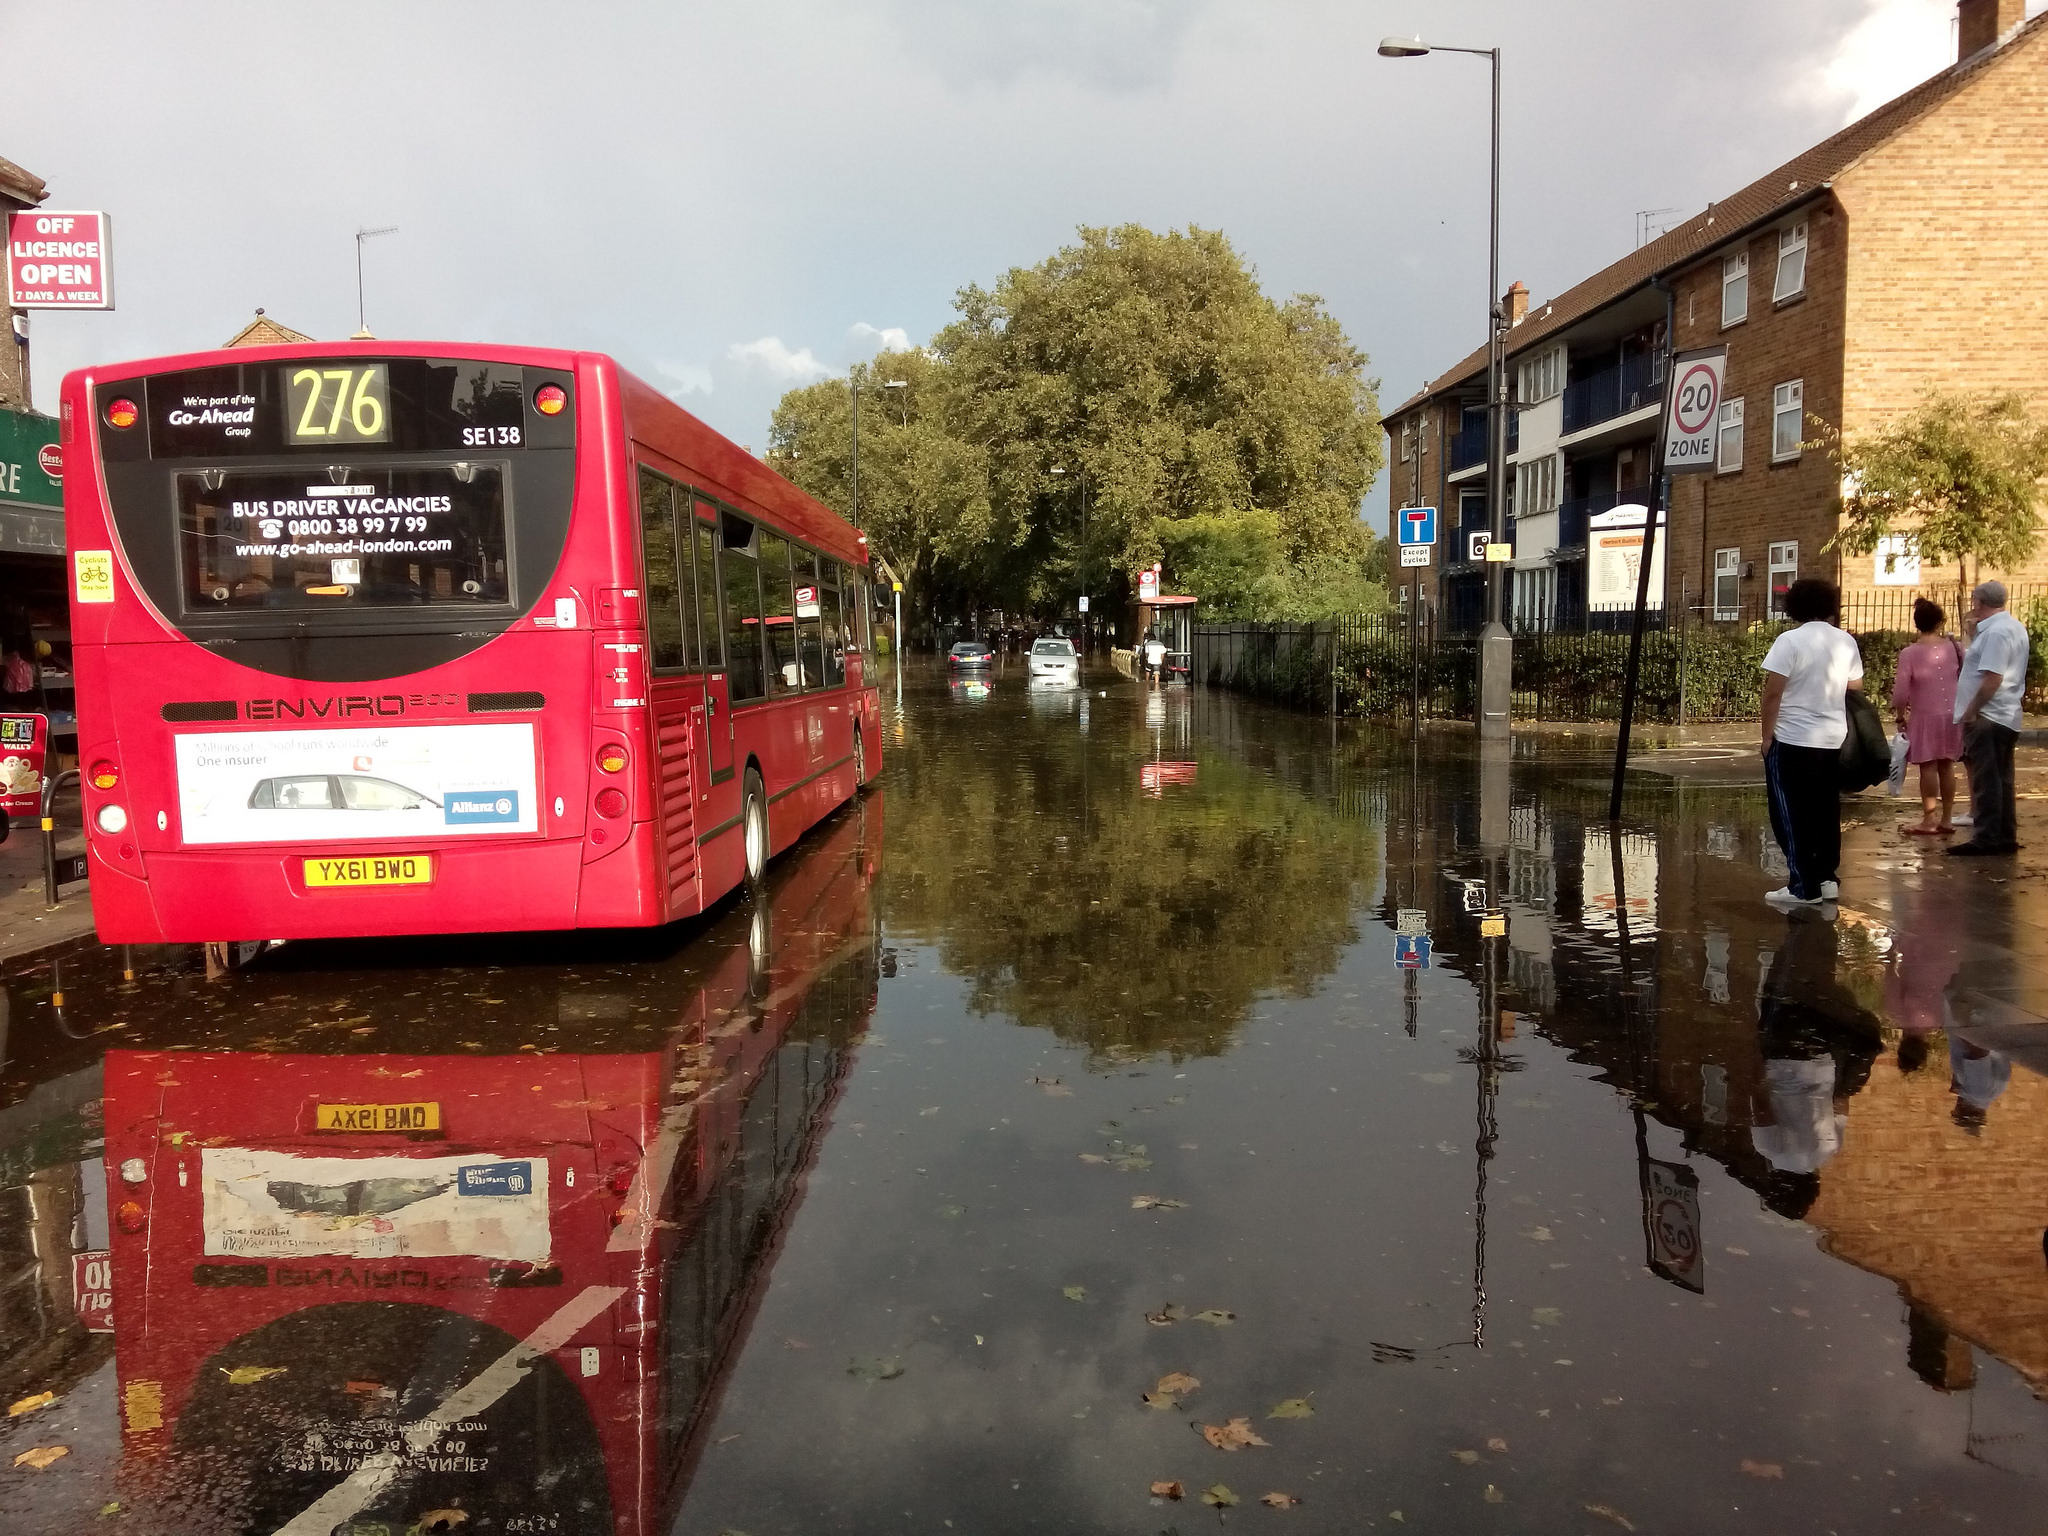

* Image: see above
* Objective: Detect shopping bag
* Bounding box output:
[1886,730,1909,797]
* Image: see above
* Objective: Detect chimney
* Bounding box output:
[1957,0,2022,59]
[1502,281,1529,328]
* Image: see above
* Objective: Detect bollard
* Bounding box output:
[41,768,81,909]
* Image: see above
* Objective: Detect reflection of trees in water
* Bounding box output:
[881,736,1378,1060]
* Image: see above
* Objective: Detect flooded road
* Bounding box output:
[2,662,2046,1533]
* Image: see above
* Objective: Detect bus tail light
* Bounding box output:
[96,804,129,835]
[594,788,627,820]
[534,384,567,416]
[105,397,140,429]
[116,1200,147,1235]
[596,744,628,774]
[89,761,121,791]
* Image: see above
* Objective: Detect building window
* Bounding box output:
[1516,346,1564,405]
[1713,547,1740,621]
[1716,397,1744,472]
[1772,221,1807,302]
[1772,380,1804,461]
[1721,252,1748,326]
[1874,533,1920,586]
[1768,541,1797,612]
[1513,454,1558,519]
[1400,419,1414,462]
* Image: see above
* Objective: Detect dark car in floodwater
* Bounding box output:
[948,640,995,670]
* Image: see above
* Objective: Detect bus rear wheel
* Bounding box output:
[742,767,769,891]
[853,725,867,792]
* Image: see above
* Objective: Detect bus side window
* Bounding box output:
[694,513,725,671]
[795,548,826,691]
[637,468,688,669]
[674,493,702,671]
[721,513,766,703]
[759,531,799,697]
[820,560,846,687]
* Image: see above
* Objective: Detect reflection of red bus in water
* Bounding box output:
[103,803,880,1533]
[61,341,881,945]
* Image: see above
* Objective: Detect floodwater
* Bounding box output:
[2,662,2046,1535]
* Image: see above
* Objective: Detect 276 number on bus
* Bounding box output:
[285,364,391,445]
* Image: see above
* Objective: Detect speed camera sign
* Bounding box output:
[1662,347,1727,473]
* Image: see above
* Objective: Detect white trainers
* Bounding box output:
[1820,881,1839,900]
[1765,887,1825,909]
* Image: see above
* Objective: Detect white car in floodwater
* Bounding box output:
[1028,636,1080,686]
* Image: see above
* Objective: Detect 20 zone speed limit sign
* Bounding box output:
[1662,346,1727,473]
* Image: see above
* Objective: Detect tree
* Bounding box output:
[765,224,1388,628]
[1826,392,2048,591]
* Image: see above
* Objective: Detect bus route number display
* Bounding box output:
[284,364,390,445]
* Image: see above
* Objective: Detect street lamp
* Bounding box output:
[1379,33,1510,740]
[1051,465,1090,652]
[883,378,908,425]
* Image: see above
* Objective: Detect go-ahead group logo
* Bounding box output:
[445,790,520,825]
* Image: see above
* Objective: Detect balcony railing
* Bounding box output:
[1560,353,1664,436]
[1447,412,1520,472]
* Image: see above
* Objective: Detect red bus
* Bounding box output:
[59,341,880,944]
[103,800,880,1534]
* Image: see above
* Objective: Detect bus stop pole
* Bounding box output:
[1608,282,1676,823]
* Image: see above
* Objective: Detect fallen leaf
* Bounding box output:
[99,1502,121,1516]
[847,1357,904,1382]
[1201,1484,1239,1508]
[919,1106,940,1116]
[1191,1309,1236,1325]
[1156,1372,1200,1396]
[1740,1459,1783,1480]
[416,1512,468,1531]
[1201,1417,1271,1451]
[8,1391,55,1417]
[1146,1304,1186,1326]
[1261,1491,1302,1508]
[1726,1246,1750,1257]
[1063,1285,1087,1302]
[14,1445,68,1470]
[1486,1436,1508,1452]
[938,1204,965,1219]
[221,1365,288,1385]
[1483,1484,1504,1503]
[1526,1226,1554,1241]
[1077,1153,1108,1164]
[1451,1449,1480,1465]
[1150,1480,1184,1501]
[1584,1504,1637,1531]
[1142,1391,1179,1409]
[1268,1397,1314,1419]
[1131,1195,1187,1210]
[1530,1307,1563,1327]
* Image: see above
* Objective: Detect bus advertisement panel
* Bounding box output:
[61,341,881,947]
[102,801,879,1533]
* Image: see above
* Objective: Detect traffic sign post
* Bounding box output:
[1662,348,1727,474]
[1395,934,1431,970]
[1395,908,1428,936]
[1397,506,1437,547]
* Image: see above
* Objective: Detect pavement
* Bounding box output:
[0,812,94,962]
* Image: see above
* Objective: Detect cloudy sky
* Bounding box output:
[7,0,2029,525]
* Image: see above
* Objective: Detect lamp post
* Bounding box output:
[847,375,861,530]
[883,378,908,425]
[1379,34,1510,740]
[1051,465,1089,652]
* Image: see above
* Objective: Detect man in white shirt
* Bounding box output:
[1759,578,1864,906]
[1949,580,2030,857]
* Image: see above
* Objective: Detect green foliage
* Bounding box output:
[1825,392,2048,590]
[766,224,1386,626]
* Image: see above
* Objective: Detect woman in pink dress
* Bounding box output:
[1890,597,1964,834]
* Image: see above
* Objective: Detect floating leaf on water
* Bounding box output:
[417,1512,469,1530]
[221,1365,288,1385]
[1149,1480,1184,1500]
[1486,1436,1508,1452]
[1451,1449,1480,1465]
[1110,1155,1152,1172]
[1268,1397,1314,1419]
[1584,1505,1637,1531]
[8,1391,55,1417]
[1156,1372,1200,1397]
[1261,1492,1302,1508]
[919,1106,940,1116]
[13,1445,68,1470]
[1201,1484,1240,1508]
[847,1357,904,1382]
[1531,1307,1563,1327]
[99,1502,122,1516]
[1077,1154,1108,1164]
[1142,1391,1178,1409]
[1191,1309,1236,1326]
[938,1204,965,1219]
[1131,1195,1187,1210]
[1739,1459,1783,1479]
[1526,1226,1554,1242]
[1483,1484,1505,1504]
[1032,1077,1073,1097]
[1200,1418,1270,1451]
[1145,1303,1187,1326]
[1062,1286,1087,1302]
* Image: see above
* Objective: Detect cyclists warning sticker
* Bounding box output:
[1644,1157,1704,1292]
[74,549,115,603]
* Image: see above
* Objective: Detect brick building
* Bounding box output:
[1383,1,2048,630]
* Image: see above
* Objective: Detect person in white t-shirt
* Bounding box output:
[1759,578,1864,908]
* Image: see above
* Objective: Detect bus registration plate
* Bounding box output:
[304,854,433,887]
[316,1102,442,1132]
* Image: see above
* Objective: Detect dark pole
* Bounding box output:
[1607,280,1676,821]
[849,379,861,529]
[1484,46,1504,632]
[1081,475,1089,654]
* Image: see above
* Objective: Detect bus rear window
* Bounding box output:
[179,463,510,611]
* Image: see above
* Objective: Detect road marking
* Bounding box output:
[269,1284,624,1536]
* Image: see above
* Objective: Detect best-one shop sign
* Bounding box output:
[7,211,114,309]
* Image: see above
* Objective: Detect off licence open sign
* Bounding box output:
[8,211,114,309]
